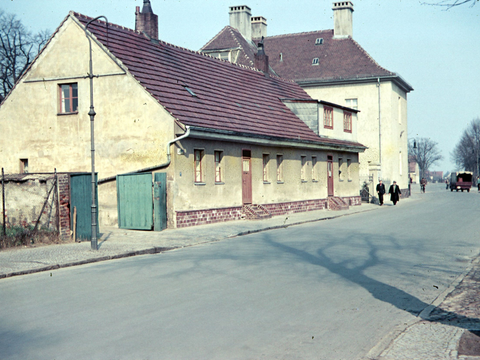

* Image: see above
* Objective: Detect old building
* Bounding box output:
[0,1,365,232]
[201,2,413,193]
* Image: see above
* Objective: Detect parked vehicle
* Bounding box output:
[450,171,473,192]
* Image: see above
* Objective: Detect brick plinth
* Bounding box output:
[176,207,243,228]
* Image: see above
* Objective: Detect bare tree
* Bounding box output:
[409,138,444,180]
[451,118,480,177]
[421,0,478,9]
[0,10,50,99]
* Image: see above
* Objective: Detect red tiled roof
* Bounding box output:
[201,26,397,83]
[74,13,364,149]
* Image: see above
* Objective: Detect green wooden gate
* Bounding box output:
[116,173,167,231]
[70,173,99,241]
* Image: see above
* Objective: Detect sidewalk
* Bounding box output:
[0,201,379,278]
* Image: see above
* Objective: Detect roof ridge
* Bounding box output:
[199,25,231,51]
[266,29,332,39]
[348,37,394,75]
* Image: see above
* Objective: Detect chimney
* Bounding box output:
[135,0,158,39]
[254,37,269,75]
[332,1,354,39]
[229,5,252,40]
[251,16,267,39]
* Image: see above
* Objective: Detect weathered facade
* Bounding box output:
[0,1,365,231]
[200,2,413,193]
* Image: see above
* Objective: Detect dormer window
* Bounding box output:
[315,38,324,45]
[312,58,319,65]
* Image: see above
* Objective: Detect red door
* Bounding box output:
[327,156,334,196]
[242,150,252,204]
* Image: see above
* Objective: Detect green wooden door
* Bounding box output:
[70,173,99,241]
[117,173,153,230]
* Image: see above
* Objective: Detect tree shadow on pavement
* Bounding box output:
[263,235,480,330]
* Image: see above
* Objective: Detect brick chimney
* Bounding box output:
[135,0,158,39]
[229,5,252,40]
[333,1,354,39]
[254,37,269,75]
[251,16,267,39]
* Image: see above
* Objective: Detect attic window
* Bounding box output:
[279,53,283,62]
[315,38,324,45]
[184,86,197,97]
[312,58,319,65]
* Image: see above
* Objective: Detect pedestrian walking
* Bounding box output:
[376,179,386,206]
[389,181,401,205]
[420,177,427,193]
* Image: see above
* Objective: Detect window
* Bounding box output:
[59,83,78,114]
[345,98,358,110]
[214,151,223,183]
[312,156,317,181]
[263,154,269,182]
[323,106,333,129]
[276,155,284,182]
[279,53,283,62]
[312,58,319,65]
[20,158,28,173]
[399,151,403,176]
[347,159,352,181]
[194,149,204,183]
[301,156,307,181]
[343,111,352,133]
[315,38,324,45]
[339,158,344,181]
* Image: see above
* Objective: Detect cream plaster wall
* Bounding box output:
[169,137,359,226]
[0,16,175,226]
[303,80,408,189]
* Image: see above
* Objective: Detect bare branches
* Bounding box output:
[451,118,480,176]
[0,9,50,99]
[421,0,478,9]
[409,138,444,179]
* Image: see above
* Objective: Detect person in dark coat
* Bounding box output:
[376,179,386,206]
[389,181,401,205]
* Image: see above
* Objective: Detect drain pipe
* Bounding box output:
[377,78,382,171]
[98,125,191,184]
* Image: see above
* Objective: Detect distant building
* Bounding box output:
[201,2,413,192]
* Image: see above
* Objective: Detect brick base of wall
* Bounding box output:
[175,196,362,228]
[176,207,243,228]
[342,196,362,206]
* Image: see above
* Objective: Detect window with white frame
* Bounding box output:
[345,98,358,110]
[263,154,269,182]
[276,154,284,182]
[194,149,204,183]
[312,156,317,181]
[347,159,351,181]
[339,158,344,181]
[214,150,223,183]
[301,156,307,181]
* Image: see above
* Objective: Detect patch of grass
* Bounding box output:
[0,225,62,250]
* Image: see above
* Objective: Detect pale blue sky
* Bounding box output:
[3,0,480,172]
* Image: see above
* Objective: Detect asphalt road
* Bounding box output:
[1,183,479,360]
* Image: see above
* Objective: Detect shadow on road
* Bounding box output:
[263,235,480,329]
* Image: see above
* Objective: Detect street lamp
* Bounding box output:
[84,16,108,250]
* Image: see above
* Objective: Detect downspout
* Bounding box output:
[377,78,382,168]
[98,126,191,184]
